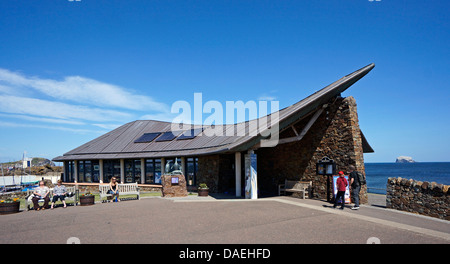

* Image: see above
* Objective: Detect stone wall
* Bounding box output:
[197,155,220,193]
[196,154,237,193]
[386,177,449,220]
[193,96,368,201]
[161,174,188,197]
[257,96,368,203]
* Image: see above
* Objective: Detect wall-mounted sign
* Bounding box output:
[171,177,179,185]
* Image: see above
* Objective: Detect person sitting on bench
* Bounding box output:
[32,181,50,211]
[108,177,120,202]
[51,180,67,209]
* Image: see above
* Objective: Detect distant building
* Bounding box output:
[53,64,375,203]
[22,157,33,169]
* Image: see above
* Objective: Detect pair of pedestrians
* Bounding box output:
[333,165,362,210]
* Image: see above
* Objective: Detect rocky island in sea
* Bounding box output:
[395,156,416,163]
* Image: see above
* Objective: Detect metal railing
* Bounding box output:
[367,187,386,194]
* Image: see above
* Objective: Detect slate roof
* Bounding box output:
[53,63,375,161]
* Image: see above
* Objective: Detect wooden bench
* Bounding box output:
[26,186,78,210]
[99,182,140,202]
[278,180,312,199]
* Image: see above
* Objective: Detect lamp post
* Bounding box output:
[316,156,336,202]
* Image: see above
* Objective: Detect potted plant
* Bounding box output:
[0,197,21,214]
[198,183,209,197]
[79,192,95,206]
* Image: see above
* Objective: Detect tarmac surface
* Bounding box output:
[1,194,449,244]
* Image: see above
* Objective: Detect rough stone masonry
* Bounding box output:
[387,177,449,220]
[257,96,368,203]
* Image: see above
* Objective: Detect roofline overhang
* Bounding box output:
[53,63,375,161]
[228,63,375,152]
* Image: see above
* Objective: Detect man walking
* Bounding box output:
[349,165,361,210]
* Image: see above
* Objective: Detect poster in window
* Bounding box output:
[244,153,258,199]
[317,163,325,175]
[326,164,334,175]
[155,172,161,184]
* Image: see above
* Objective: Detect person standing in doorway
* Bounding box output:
[349,165,361,210]
[333,171,348,210]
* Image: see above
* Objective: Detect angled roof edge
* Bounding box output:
[53,63,375,161]
[361,130,374,153]
[228,63,375,152]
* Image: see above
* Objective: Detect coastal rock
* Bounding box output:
[395,156,415,163]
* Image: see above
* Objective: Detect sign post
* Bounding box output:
[316,156,336,202]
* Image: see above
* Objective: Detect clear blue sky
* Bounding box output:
[0,0,449,163]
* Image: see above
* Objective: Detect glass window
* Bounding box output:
[78,161,85,183]
[186,157,198,186]
[65,161,74,182]
[64,161,67,182]
[92,160,100,183]
[69,161,74,182]
[145,159,155,184]
[103,160,113,183]
[113,160,121,179]
[103,160,121,183]
[124,159,142,184]
[125,159,134,183]
[155,159,161,184]
[134,160,141,184]
[84,160,92,183]
[144,159,162,184]
[76,160,99,183]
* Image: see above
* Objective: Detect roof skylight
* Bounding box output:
[134,132,161,143]
[155,131,183,142]
[177,128,203,140]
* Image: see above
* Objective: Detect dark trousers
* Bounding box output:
[52,195,66,203]
[351,185,361,207]
[32,196,50,209]
[334,191,346,208]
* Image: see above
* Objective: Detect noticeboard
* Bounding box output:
[316,156,336,175]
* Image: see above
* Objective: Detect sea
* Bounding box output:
[365,162,450,194]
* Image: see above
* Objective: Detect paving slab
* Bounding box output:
[0,195,448,244]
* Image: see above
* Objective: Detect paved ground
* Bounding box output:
[0,194,448,244]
